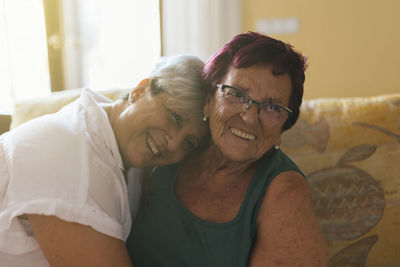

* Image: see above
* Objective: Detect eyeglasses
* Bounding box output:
[216,84,292,122]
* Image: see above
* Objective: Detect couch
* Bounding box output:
[9,89,400,267]
[280,94,400,267]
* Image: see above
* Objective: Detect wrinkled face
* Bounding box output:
[204,65,292,163]
[114,85,208,168]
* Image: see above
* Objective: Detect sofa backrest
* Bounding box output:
[10,88,129,130]
[10,89,400,266]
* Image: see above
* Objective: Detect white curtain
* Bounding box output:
[162,0,241,61]
[61,0,161,90]
[0,0,50,114]
[0,0,240,114]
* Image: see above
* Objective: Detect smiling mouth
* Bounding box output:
[230,127,256,141]
[146,134,160,155]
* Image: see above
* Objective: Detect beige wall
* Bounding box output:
[242,0,400,99]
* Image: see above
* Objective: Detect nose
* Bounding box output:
[245,100,261,115]
[241,101,260,125]
[164,131,182,152]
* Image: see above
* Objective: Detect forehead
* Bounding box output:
[165,98,203,123]
[222,65,292,104]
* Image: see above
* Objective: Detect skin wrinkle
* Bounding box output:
[183,148,257,188]
[176,65,294,224]
[177,167,253,223]
[104,81,208,168]
[172,34,326,266]
[188,138,258,177]
[204,66,289,165]
[203,96,260,173]
[212,97,225,146]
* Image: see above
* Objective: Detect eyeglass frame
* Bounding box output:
[216,84,293,120]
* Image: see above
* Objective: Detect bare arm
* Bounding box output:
[249,171,328,267]
[27,214,133,267]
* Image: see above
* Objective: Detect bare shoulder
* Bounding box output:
[264,170,311,203]
[249,171,328,267]
[27,214,132,267]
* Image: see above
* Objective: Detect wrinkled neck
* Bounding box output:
[187,142,258,177]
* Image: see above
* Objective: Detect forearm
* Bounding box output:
[28,214,133,267]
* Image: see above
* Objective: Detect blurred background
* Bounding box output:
[1,0,399,115]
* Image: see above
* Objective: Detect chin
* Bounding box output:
[128,155,146,168]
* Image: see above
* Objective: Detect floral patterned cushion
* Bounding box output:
[281,93,400,267]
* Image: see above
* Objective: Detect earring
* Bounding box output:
[202,114,209,122]
[275,145,280,150]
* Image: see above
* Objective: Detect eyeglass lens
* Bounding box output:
[219,84,291,120]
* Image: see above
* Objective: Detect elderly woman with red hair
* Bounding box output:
[128,32,327,267]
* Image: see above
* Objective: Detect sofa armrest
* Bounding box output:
[0,114,11,134]
[10,88,129,129]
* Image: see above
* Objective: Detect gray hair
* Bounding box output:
[148,54,206,119]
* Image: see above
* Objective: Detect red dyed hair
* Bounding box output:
[202,31,307,131]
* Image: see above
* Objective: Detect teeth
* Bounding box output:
[147,136,159,155]
[230,127,255,141]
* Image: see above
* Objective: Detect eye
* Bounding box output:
[184,137,197,151]
[262,103,282,117]
[168,109,183,126]
[225,88,246,102]
[265,102,279,111]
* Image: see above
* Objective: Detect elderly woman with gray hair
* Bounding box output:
[0,55,208,267]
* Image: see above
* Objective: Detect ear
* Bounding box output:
[129,79,150,102]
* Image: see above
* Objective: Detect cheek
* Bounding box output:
[210,99,229,139]
[118,109,138,138]
[257,127,282,150]
[172,150,187,162]
[126,137,142,160]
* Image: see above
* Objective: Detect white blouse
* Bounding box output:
[0,89,134,266]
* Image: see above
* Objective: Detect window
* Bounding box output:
[0,0,161,114]
[60,0,161,90]
[0,0,50,114]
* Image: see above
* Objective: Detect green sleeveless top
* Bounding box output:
[127,148,303,267]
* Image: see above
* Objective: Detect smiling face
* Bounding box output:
[113,80,208,168]
[204,65,292,163]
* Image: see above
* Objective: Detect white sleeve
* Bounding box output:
[0,114,130,255]
[126,167,144,220]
